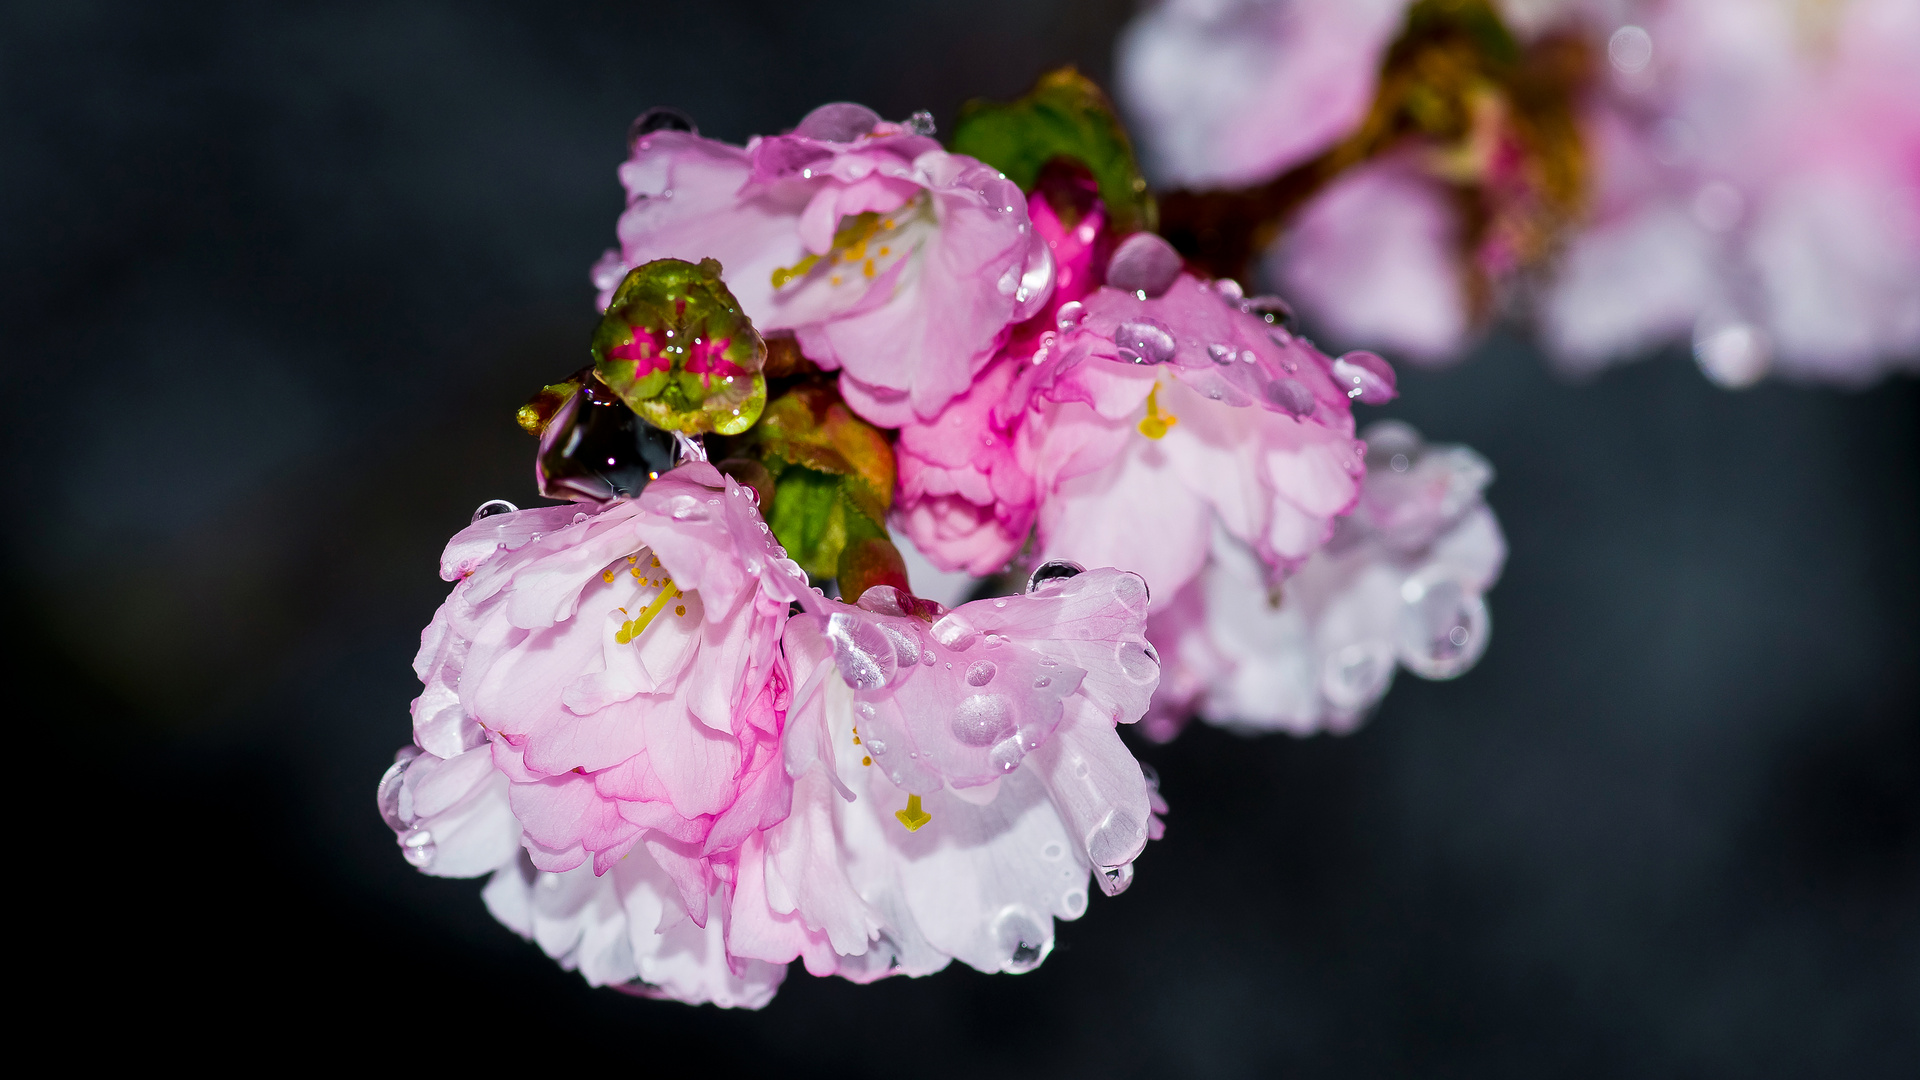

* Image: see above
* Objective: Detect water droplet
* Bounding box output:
[1055,301,1086,332]
[1114,640,1159,683]
[1241,294,1295,328]
[1213,277,1244,303]
[1608,25,1653,75]
[471,499,518,524]
[1086,809,1145,869]
[537,377,681,503]
[878,623,922,667]
[828,612,897,690]
[1063,888,1088,917]
[905,109,936,136]
[1104,232,1182,298]
[1206,342,1236,364]
[667,494,706,520]
[866,738,887,754]
[991,906,1052,973]
[988,736,1025,772]
[794,102,881,142]
[1041,842,1065,861]
[376,747,423,832]
[1397,573,1490,679]
[1693,319,1771,388]
[952,694,1014,746]
[1026,559,1085,592]
[400,828,437,869]
[1390,453,1410,473]
[1114,317,1176,365]
[965,660,998,686]
[629,106,697,148]
[1331,350,1397,405]
[1264,377,1316,418]
[1096,862,1135,897]
[571,511,589,525]
[1321,641,1396,710]
[930,612,980,650]
[1033,676,1051,689]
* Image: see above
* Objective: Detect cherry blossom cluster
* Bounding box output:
[381,89,1502,1006]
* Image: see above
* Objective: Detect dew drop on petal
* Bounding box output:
[1115,640,1159,683]
[828,611,897,690]
[1321,641,1396,710]
[1055,301,1086,332]
[1264,377,1317,418]
[1096,862,1135,897]
[1397,573,1490,679]
[1027,559,1085,592]
[629,105,697,148]
[992,906,1052,973]
[399,828,437,869]
[1331,350,1397,404]
[965,660,997,686]
[1086,809,1146,869]
[953,694,1014,747]
[471,499,518,524]
[1113,317,1177,365]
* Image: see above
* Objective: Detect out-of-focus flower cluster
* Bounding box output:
[383,79,1507,1007]
[1118,0,1920,386]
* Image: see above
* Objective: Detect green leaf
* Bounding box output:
[591,257,767,435]
[951,66,1156,234]
[763,465,888,581]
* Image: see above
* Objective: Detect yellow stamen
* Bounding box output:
[862,756,872,766]
[771,212,885,289]
[614,581,682,644]
[894,793,931,832]
[1137,384,1178,439]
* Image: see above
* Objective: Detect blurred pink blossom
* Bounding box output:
[1542,0,1920,385]
[1144,421,1506,740]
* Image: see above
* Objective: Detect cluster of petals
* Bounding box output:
[1539,0,1920,386]
[1143,421,1505,740]
[595,102,1054,427]
[893,186,1378,614]
[735,570,1166,979]
[383,460,1166,1004]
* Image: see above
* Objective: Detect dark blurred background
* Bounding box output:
[5,1,1914,1074]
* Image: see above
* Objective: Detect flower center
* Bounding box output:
[601,552,692,643]
[770,199,930,290]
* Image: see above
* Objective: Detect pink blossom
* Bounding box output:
[728,571,1167,979]
[1117,0,1413,188]
[1267,155,1473,363]
[595,103,1054,427]
[386,464,1173,1001]
[388,461,810,1003]
[894,187,1375,600]
[1144,421,1506,739]
[1542,0,1920,386]
[891,189,1108,574]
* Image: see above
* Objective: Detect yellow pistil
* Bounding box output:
[1137,384,1178,439]
[614,580,682,644]
[894,793,931,832]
